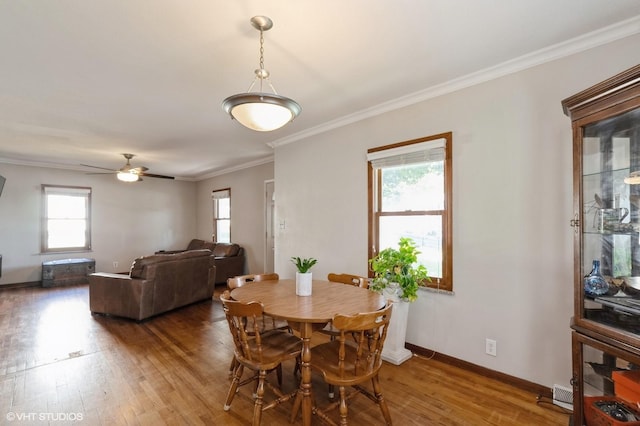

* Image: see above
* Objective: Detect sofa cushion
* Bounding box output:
[130,249,212,279]
[212,243,240,257]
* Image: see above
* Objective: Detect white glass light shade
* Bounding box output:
[625,172,640,185]
[117,171,139,182]
[223,93,301,132]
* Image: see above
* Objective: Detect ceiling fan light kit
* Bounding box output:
[117,170,140,182]
[82,153,174,182]
[222,16,301,132]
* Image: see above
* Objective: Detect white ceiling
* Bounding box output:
[1,1,639,180]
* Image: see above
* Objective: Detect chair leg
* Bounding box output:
[327,334,336,399]
[229,356,238,379]
[371,376,392,425]
[290,389,302,423]
[276,364,283,388]
[339,386,348,425]
[252,370,267,426]
[224,364,244,411]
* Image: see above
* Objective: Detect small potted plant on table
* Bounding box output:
[291,257,318,296]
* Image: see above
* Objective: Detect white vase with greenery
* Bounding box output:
[291,257,317,296]
[369,237,429,365]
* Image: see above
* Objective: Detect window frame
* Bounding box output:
[212,188,231,243]
[367,132,453,291]
[41,184,92,253]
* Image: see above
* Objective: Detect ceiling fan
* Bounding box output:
[81,153,175,182]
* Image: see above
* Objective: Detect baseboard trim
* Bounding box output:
[405,343,552,399]
[0,281,42,291]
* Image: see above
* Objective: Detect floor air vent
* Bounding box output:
[553,384,573,411]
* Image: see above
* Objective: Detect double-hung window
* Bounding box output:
[212,188,231,243]
[367,132,453,291]
[42,185,92,252]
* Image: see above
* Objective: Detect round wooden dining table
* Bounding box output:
[230,278,386,426]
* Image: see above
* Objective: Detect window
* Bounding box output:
[212,188,231,243]
[42,185,91,252]
[367,132,453,291]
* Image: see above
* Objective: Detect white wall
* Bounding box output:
[1,33,637,391]
[195,161,274,275]
[273,34,640,388]
[0,163,197,285]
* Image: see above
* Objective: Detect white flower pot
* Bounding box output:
[296,272,312,296]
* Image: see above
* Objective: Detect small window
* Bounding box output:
[212,188,231,243]
[42,185,92,252]
[368,132,453,291]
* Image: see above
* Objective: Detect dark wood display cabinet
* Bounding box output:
[562,64,640,425]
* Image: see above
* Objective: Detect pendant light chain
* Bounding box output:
[258,28,265,92]
[259,29,265,73]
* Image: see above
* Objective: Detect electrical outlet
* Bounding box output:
[112,261,119,269]
[485,338,497,356]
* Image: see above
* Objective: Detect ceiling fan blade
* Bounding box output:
[86,172,116,175]
[132,166,149,172]
[139,172,175,180]
[81,164,117,172]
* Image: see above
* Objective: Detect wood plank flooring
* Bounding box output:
[0,284,570,425]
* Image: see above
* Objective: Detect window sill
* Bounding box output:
[419,285,455,296]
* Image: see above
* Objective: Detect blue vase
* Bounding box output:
[584,260,609,297]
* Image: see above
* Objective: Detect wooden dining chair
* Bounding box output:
[321,273,369,338]
[226,273,292,378]
[227,274,288,334]
[291,303,393,426]
[227,273,280,290]
[220,291,302,426]
[327,273,369,289]
[320,273,372,395]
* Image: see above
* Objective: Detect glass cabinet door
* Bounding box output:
[581,106,640,336]
[572,331,640,426]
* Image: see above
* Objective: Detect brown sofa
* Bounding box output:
[157,239,245,285]
[89,249,216,321]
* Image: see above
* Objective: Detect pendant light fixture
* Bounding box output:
[625,171,640,184]
[222,16,301,132]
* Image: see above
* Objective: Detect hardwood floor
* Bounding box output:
[0,284,570,425]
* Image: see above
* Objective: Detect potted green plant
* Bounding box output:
[368,237,428,365]
[369,237,429,302]
[291,257,318,296]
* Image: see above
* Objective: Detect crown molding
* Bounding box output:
[0,157,195,181]
[0,153,276,182]
[194,155,274,181]
[269,14,640,149]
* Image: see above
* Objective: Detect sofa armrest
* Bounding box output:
[89,272,154,321]
[213,255,245,284]
[91,272,130,279]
